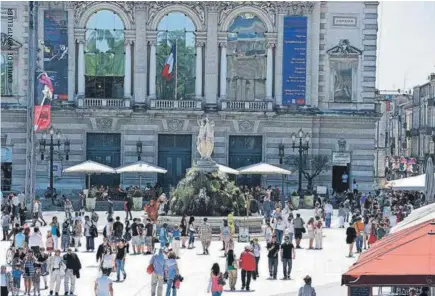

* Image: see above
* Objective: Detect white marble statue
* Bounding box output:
[197,117,215,159]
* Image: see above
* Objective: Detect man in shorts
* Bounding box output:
[130,218,141,255]
[144,218,155,255]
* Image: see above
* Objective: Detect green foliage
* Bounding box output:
[170,169,247,216]
[291,191,298,196]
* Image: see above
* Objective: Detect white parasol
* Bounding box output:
[63,160,116,189]
[237,162,292,175]
[115,161,167,187]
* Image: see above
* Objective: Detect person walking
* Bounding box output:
[266,235,280,280]
[23,250,36,295]
[345,222,357,257]
[36,201,47,226]
[19,203,27,226]
[144,218,155,255]
[164,251,179,296]
[159,223,169,249]
[226,249,238,291]
[199,218,212,255]
[306,218,315,250]
[113,217,124,242]
[97,239,113,275]
[251,238,261,277]
[264,220,273,244]
[63,248,81,295]
[94,269,113,296]
[353,216,364,253]
[274,216,286,244]
[285,216,295,243]
[50,217,60,251]
[1,265,13,296]
[293,214,305,249]
[2,212,10,241]
[280,235,296,280]
[338,204,346,228]
[171,225,181,259]
[314,216,323,250]
[84,216,96,252]
[28,227,44,255]
[125,196,133,221]
[187,217,196,249]
[150,249,165,296]
[35,248,49,290]
[73,217,83,252]
[180,215,187,249]
[298,275,316,296]
[61,220,71,252]
[220,220,231,255]
[207,263,224,296]
[324,201,333,228]
[239,245,256,291]
[115,240,127,282]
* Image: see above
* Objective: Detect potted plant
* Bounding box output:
[291,191,299,209]
[85,189,96,211]
[304,190,314,209]
[132,189,143,211]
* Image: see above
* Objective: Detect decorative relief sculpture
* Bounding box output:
[146,1,205,28]
[73,2,135,26]
[167,119,184,132]
[327,39,362,56]
[338,139,347,152]
[197,117,215,160]
[96,118,113,131]
[1,33,22,50]
[239,120,255,132]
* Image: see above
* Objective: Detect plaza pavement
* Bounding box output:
[0,210,356,296]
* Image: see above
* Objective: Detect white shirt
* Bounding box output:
[102,254,113,269]
[13,195,20,206]
[325,204,333,214]
[29,233,44,248]
[275,220,286,231]
[96,276,112,296]
[33,202,39,213]
[285,221,294,234]
[1,273,6,287]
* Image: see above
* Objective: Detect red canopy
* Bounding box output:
[342,220,435,286]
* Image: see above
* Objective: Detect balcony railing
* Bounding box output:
[77,98,131,108]
[221,100,273,112]
[149,99,202,110]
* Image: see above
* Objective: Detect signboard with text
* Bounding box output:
[282,16,307,106]
[332,152,351,166]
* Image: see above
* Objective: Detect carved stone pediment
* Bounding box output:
[167,119,184,132]
[239,120,255,132]
[327,39,362,57]
[218,1,277,26]
[146,2,205,27]
[96,118,113,131]
[1,33,22,50]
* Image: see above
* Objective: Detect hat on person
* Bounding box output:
[244,245,252,250]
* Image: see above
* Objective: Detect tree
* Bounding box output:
[285,155,330,191]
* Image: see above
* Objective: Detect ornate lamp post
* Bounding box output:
[136,140,143,161]
[292,128,310,194]
[39,126,70,192]
[279,143,285,197]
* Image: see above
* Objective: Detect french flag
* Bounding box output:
[161,44,176,81]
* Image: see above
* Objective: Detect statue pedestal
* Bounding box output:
[195,159,218,173]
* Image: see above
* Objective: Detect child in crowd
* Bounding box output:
[46,231,54,254]
[171,224,181,259]
[264,221,273,244]
[32,267,41,296]
[12,263,23,296]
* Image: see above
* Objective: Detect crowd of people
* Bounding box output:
[0,187,429,296]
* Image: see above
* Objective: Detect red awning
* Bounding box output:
[342,219,435,286]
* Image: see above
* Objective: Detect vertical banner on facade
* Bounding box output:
[34,10,68,132]
[282,16,308,106]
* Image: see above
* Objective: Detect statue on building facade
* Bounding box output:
[197,117,215,159]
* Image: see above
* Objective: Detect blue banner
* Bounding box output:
[282,16,307,106]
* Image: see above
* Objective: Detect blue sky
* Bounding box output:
[377,1,435,91]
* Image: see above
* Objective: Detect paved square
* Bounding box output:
[0,210,355,295]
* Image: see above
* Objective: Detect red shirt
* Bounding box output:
[239,251,256,271]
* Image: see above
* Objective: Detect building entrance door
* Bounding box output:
[228,136,263,188]
[86,133,121,188]
[157,135,192,192]
[332,165,350,193]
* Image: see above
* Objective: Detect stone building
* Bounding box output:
[1,1,380,195]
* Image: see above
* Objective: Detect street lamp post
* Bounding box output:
[279,143,285,197]
[39,126,70,193]
[292,128,310,194]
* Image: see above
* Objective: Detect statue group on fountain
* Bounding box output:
[197,117,215,160]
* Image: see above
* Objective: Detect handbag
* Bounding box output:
[56,227,60,237]
[146,264,154,274]
[217,273,226,286]
[302,227,306,234]
[223,271,229,280]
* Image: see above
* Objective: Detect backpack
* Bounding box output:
[123,231,132,241]
[115,223,123,236]
[90,224,98,238]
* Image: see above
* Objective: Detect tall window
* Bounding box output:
[1,52,15,96]
[227,13,267,101]
[85,10,125,98]
[156,12,195,100]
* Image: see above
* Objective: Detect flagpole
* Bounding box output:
[174,39,178,100]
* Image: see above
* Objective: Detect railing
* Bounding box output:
[221,100,273,111]
[77,98,130,108]
[149,99,202,110]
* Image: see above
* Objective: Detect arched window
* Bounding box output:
[156,12,196,100]
[227,13,267,101]
[85,10,125,98]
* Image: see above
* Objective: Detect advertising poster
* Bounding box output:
[34,10,68,132]
[282,16,308,106]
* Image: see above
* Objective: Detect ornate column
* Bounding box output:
[124,40,132,98]
[219,42,227,100]
[77,38,85,96]
[266,42,275,100]
[195,42,204,99]
[148,41,157,99]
